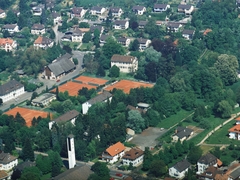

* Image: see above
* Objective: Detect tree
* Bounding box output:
[19,167,41,180]
[149,160,167,177]
[214,54,239,86]
[79,22,90,28]
[36,155,51,174]
[216,100,233,118]
[91,162,110,180]
[109,65,120,78]
[127,110,145,133]
[187,146,202,164]
[96,66,106,77]
[22,138,34,161]
[129,39,139,51]
[48,151,62,177]
[102,38,125,59]
[5,10,17,24]
[82,32,92,43]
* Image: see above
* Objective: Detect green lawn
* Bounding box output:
[41,173,51,180]
[0,72,10,84]
[157,110,193,129]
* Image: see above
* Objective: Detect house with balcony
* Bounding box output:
[52,12,62,25]
[229,124,240,140]
[197,153,218,174]
[0,152,18,171]
[109,7,123,17]
[31,93,56,107]
[100,34,111,46]
[153,4,170,12]
[132,5,146,15]
[49,110,80,129]
[122,148,144,167]
[182,29,195,40]
[32,6,42,16]
[111,54,138,73]
[166,22,183,32]
[0,80,24,103]
[71,7,85,19]
[138,21,147,29]
[31,24,45,35]
[71,29,83,42]
[2,24,19,34]
[82,91,112,114]
[44,53,75,80]
[137,38,151,51]
[90,6,106,15]
[178,4,194,15]
[114,20,129,30]
[0,9,6,18]
[0,38,17,52]
[102,142,125,164]
[172,126,193,142]
[117,37,131,47]
[169,159,191,179]
[34,36,54,49]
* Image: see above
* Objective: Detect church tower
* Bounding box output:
[67,134,76,169]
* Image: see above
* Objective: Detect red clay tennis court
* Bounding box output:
[4,107,50,127]
[104,80,154,94]
[74,76,108,86]
[52,81,97,96]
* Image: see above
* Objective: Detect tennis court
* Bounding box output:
[74,76,108,86]
[5,107,50,127]
[52,81,97,96]
[104,80,154,94]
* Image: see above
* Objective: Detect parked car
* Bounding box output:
[116,173,123,177]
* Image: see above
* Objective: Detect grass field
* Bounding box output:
[157,110,193,129]
[0,72,10,84]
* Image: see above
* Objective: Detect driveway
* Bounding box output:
[129,127,167,150]
[52,25,65,45]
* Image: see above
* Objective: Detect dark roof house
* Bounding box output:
[172,159,191,173]
[53,110,80,124]
[111,55,137,63]
[0,80,24,96]
[198,153,217,165]
[31,24,45,30]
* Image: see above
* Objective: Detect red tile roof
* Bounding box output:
[106,142,125,157]
[229,124,240,133]
[0,38,14,46]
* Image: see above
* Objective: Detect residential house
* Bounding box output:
[169,159,191,179]
[166,22,182,32]
[49,110,80,129]
[82,91,112,114]
[0,9,6,18]
[31,93,56,107]
[90,6,106,15]
[132,5,146,15]
[61,32,73,42]
[172,126,193,142]
[71,7,85,19]
[0,38,17,52]
[111,54,138,73]
[31,24,45,35]
[52,165,93,180]
[0,151,18,171]
[228,166,240,180]
[122,148,144,167]
[137,38,151,51]
[117,37,131,47]
[153,4,170,12]
[32,6,42,16]
[2,24,19,34]
[71,29,83,42]
[182,29,195,40]
[178,4,194,15]
[198,166,220,180]
[237,0,240,8]
[34,36,54,49]
[114,20,129,30]
[229,124,240,140]
[109,7,123,17]
[197,153,218,174]
[52,12,62,25]
[46,0,55,9]
[138,21,147,29]
[90,25,104,35]
[0,80,24,103]
[102,142,125,164]
[137,103,150,111]
[12,9,20,17]
[100,34,110,46]
[44,53,76,80]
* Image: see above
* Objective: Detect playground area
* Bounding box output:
[4,107,50,127]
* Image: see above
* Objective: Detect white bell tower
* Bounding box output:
[67,134,76,169]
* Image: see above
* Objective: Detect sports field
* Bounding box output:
[5,107,50,127]
[104,80,154,94]
[52,81,97,96]
[74,76,108,86]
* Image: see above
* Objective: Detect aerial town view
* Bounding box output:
[0,0,239,179]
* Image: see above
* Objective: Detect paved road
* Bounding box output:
[52,25,64,45]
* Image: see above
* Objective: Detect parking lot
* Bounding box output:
[129,127,167,150]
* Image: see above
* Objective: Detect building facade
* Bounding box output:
[111,55,138,73]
